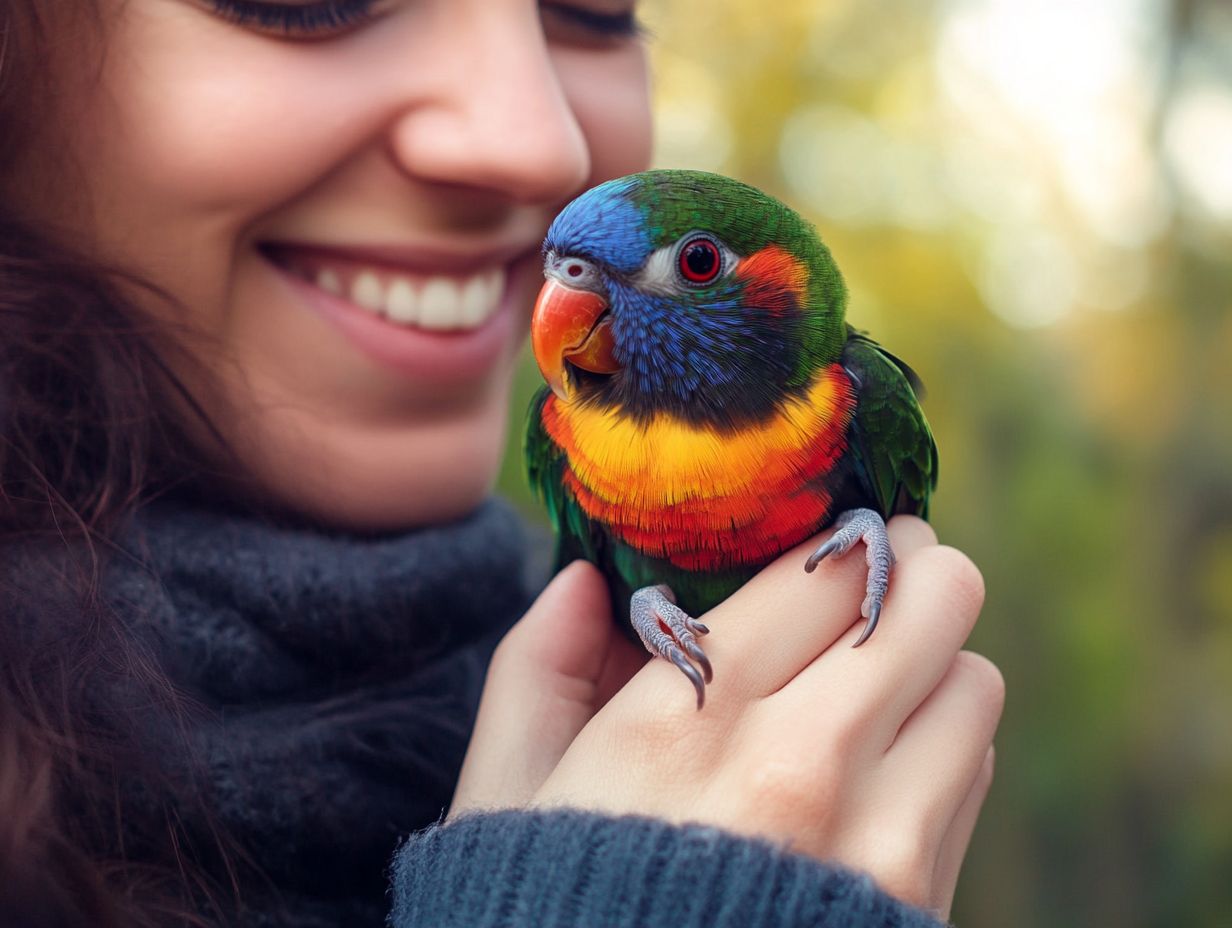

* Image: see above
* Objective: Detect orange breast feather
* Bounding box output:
[542,363,856,571]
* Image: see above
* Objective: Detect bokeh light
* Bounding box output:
[499,2,1232,924]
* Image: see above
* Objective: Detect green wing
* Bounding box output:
[525,387,601,571]
[840,327,938,519]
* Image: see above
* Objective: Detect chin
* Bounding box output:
[220,398,511,534]
[289,471,496,533]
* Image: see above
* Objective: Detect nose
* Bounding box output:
[386,8,591,206]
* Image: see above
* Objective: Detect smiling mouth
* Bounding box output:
[262,245,508,332]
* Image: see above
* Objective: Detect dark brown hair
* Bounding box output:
[0,5,241,924]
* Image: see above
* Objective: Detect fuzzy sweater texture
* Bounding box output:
[13,494,945,928]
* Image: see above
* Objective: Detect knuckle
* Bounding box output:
[954,651,1006,717]
[927,546,986,613]
[744,751,834,819]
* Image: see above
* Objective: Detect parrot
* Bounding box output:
[524,170,937,709]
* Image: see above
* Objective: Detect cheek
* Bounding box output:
[78,9,390,262]
[556,46,654,183]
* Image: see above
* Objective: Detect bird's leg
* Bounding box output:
[804,508,895,647]
[630,584,713,710]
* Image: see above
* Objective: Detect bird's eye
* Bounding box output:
[677,236,723,285]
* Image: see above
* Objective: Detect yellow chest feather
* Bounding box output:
[544,365,854,508]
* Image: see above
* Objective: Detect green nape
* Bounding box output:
[624,169,848,380]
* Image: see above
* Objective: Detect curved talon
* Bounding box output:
[806,508,894,648]
[684,640,714,683]
[804,538,840,572]
[852,602,881,648]
[630,583,713,710]
[669,650,707,710]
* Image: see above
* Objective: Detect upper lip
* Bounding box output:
[261,239,542,274]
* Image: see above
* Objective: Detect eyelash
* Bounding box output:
[206,0,640,41]
[206,0,379,36]
[540,3,643,39]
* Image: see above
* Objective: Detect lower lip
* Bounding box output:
[269,256,523,384]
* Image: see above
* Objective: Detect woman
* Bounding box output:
[0,1,1003,926]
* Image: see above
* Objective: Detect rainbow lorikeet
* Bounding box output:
[525,170,937,709]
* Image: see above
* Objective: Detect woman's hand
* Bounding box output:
[451,516,1003,920]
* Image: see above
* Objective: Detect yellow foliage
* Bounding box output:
[503,3,1232,923]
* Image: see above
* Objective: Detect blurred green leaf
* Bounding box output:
[498,2,1232,923]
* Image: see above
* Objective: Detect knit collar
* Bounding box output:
[112,495,530,704]
[102,494,534,926]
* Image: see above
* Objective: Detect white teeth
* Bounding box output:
[352,271,384,311]
[419,278,461,330]
[386,277,419,323]
[317,268,342,295]
[309,262,507,331]
[459,275,491,326]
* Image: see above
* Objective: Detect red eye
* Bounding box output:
[678,237,722,284]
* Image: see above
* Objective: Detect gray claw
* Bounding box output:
[804,508,895,647]
[683,640,714,684]
[668,651,707,710]
[631,584,713,709]
[852,601,881,648]
[804,537,840,572]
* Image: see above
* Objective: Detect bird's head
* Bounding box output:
[531,170,848,428]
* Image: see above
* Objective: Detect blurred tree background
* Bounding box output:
[500,0,1232,924]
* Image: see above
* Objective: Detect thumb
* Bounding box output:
[450,561,644,817]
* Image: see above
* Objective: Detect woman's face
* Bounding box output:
[5,0,651,528]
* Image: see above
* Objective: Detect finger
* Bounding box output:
[450,561,644,816]
[784,545,985,747]
[931,745,996,919]
[872,549,988,745]
[884,514,939,560]
[883,651,1003,845]
[837,655,999,917]
[854,514,938,648]
[814,514,939,653]
[689,516,940,705]
[507,561,645,705]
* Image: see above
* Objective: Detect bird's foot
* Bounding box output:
[630,584,713,710]
[804,508,895,647]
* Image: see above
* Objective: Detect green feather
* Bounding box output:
[624,170,848,373]
[527,171,939,632]
[840,327,938,519]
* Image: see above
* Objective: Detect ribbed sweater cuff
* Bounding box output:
[389,809,946,928]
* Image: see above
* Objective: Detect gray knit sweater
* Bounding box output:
[392,810,945,928]
[13,494,944,928]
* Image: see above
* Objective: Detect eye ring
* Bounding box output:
[677,236,723,285]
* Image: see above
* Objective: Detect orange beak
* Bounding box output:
[530,278,619,401]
